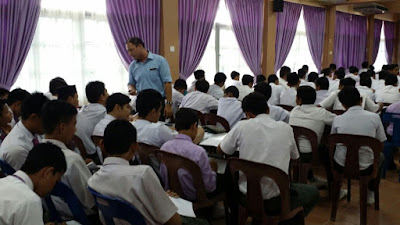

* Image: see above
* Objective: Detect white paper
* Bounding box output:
[168,196,196,218]
[199,133,227,147]
[213,158,228,174]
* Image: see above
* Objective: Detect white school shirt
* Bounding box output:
[217,97,245,128]
[359,68,368,73]
[289,105,336,153]
[319,90,380,112]
[42,139,96,220]
[180,91,218,113]
[172,88,184,116]
[0,171,44,225]
[328,79,340,94]
[279,87,297,107]
[331,106,386,170]
[44,92,57,100]
[92,114,116,137]
[188,80,196,93]
[279,77,289,89]
[268,83,284,105]
[375,85,400,104]
[88,157,178,225]
[231,80,242,87]
[0,121,41,170]
[132,119,178,148]
[315,90,329,106]
[357,86,375,102]
[345,73,360,82]
[299,79,316,89]
[237,85,253,101]
[268,104,290,123]
[75,103,106,155]
[372,79,385,91]
[207,84,224,100]
[220,114,299,199]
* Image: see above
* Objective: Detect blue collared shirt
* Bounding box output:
[128,52,172,96]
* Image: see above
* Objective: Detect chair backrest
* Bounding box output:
[291,126,319,163]
[203,113,231,132]
[327,134,383,179]
[0,159,15,175]
[72,135,88,158]
[332,110,346,115]
[137,143,159,165]
[88,187,146,225]
[382,112,400,146]
[277,104,294,112]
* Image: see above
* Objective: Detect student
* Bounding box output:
[217,92,319,217]
[346,66,360,82]
[217,86,245,128]
[0,88,9,100]
[357,72,375,102]
[207,72,226,100]
[315,77,330,105]
[320,68,331,79]
[160,108,217,200]
[0,99,13,145]
[88,120,182,225]
[329,63,337,76]
[0,93,49,170]
[188,70,205,93]
[75,81,109,162]
[374,70,388,91]
[57,85,79,108]
[328,69,346,93]
[44,77,67,100]
[279,66,291,89]
[299,68,316,89]
[0,143,67,225]
[331,87,386,204]
[267,74,284,105]
[230,71,241,87]
[256,74,266,84]
[237,74,254,101]
[360,61,369,73]
[375,74,400,104]
[180,80,218,114]
[93,93,131,137]
[302,65,309,76]
[279,72,300,107]
[307,72,319,83]
[172,79,187,117]
[7,88,31,127]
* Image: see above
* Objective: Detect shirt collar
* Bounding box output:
[175,134,192,142]
[147,51,154,60]
[13,170,34,190]
[346,105,363,112]
[17,121,35,140]
[42,139,68,149]
[103,157,130,166]
[255,113,273,121]
[105,114,116,120]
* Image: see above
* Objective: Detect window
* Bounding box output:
[373,23,388,72]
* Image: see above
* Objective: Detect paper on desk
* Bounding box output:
[214,158,227,174]
[169,196,196,218]
[199,133,227,147]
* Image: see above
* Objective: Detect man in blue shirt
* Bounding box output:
[126,37,173,118]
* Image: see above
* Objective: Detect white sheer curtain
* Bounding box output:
[13,0,127,104]
[373,24,388,72]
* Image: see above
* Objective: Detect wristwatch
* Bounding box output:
[166,101,173,105]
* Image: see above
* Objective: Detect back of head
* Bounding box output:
[359,72,372,88]
[267,74,278,84]
[254,82,272,100]
[385,74,398,86]
[86,81,105,103]
[382,65,389,71]
[349,66,359,74]
[362,61,369,69]
[316,77,329,90]
[175,108,198,131]
[0,88,9,99]
[104,119,137,155]
[334,69,346,79]
[369,65,375,72]
[126,37,145,48]
[297,86,316,104]
[0,99,7,117]
[302,65,309,72]
[174,79,187,91]
[329,63,337,71]
[379,70,389,80]
[214,72,227,85]
[231,71,240,80]
[7,88,31,106]
[21,143,67,175]
[194,70,205,80]
[224,86,239,98]
[242,75,254,86]
[136,89,162,117]
[280,66,291,78]
[256,74,266,84]
[242,92,269,116]
[195,79,210,93]
[307,72,319,83]
[57,85,77,101]
[338,87,361,108]
[339,78,356,88]
[49,77,67,96]
[298,68,306,79]
[106,93,131,113]
[321,68,331,77]
[21,93,50,120]
[41,100,77,134]
[287,73,299,86]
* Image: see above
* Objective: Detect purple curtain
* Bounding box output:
[179,0,219,80]
[106,0,160,70]
[275,1,302,72]
[384,21,395,64]
[372,20,383,64]
[303,5,326,72]
[226,0,264,75]
[0,0,41,90]
[333,12,367,69]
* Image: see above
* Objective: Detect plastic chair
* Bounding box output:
[203,113,231,132]
[227,158,304,225]
[381,112,400,180]
[137,143,159,165]
[72,135,89,159]
[0,159,15,175]
[277,104,294,112]
[88,187,146,225]
[327,134,382,225]
[332,110,346,115]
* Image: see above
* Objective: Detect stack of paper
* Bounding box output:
[169,196,196,218]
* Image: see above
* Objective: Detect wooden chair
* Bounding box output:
[137,143,159,165]
[203,113,231,132]
[327,134,382,225]
[72,135,88,159]
[227,158,304,225]
[277,104,294,112]
[332,110,346,115]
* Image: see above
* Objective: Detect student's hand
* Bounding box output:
[129,114,138,122]
[210,158,218,172]
[85,158,93,164]
[164,104,173,118]
[166,190,180,198]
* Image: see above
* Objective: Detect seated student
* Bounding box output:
[254,82,290,123]
[237,74,254,101]
[373,70,388,91]
[299,68,316,89]
[329,63,337,76]
[0,93,49,170]
[328,69,345,93]
[302,65,309,76]
[0,99,13,145]
[0,143,67,225]
[7,88,31,127]
[267,74,284,105]
[41,100,96,220]
[345,66,360,82]
[75,81,109,162]
[375,74,400,104]
[57,85,79,108]
[44,77,67,100]
[0,88,9,100]
[279,72,300,107]
[307,72,319,83]
[315,77,330,105]
[88,120,182,225]
[357,72,375,102]
[93,93,131,137]
[217,93,319,217]
[256,74,266,84]
[188,70,205,93]
[180,80,218,114]
[217,86,245,128]
[160,108,217,200]
[230,70,242,87]
[360,61,369,73]
[320,68,331,79]
[172,79,187,117]
[331,87,386,204]
[207,72,226,100]
[279,66,291,89]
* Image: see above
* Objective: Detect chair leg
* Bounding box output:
[359,179,368,225]
[347,178,351,202]
[330,176,343,222]
[374,181,380,210]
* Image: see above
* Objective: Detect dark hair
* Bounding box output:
[242,92,269,116]
[349,66,359,74]
[362,61,369,69]
[57,85,77,101]
[0,88,9,99]
[329,64,337,71]
[369,65,375,72]
[382,65,389,71]
[298,69,306,79]
[194,70,205,80]
[214,72,227,85]
[287,73,299,86]
[104,120,137,155]
[21,93,49,120]
[174,79,187,91]
[338,87,361,108]
[126,37,145,48]
[195,79,210,93]
[49,77,67,95]
[359,72,372,88]
[254,82,272,101]
[21,143,67,174]
[316,77,329,90]
[41,100,77,134]
[136,89,162,117]
[106,93,131,113]
[387,64,396,72]
[334,69,346,79]
[231,71,240,80]
[175,108,198,131]
[321,68,331,77]
[339,78,356,88]
[242,75,254,86]
[307,72,319,83]
[297,86,316,104]
[280,66,291,78]
[267,74,278,84]
[224,86,239,98]
[7,88,30,106]
[86,81,106,103]
[256,74,266,83]
[379,70,389,80]
[302,65,309,71]
[0,99,7,117]
[385,74,398,86]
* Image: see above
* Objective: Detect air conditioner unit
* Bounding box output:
[354,4,388,15]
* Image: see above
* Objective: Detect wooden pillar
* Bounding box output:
[322,6,336,69]
[366,15,374,65]
[160,0,179,81]
[261,0,276,77]
[394,15,400,64]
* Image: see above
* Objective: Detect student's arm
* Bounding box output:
[364,95,381,113]
[288,126,300,160]
[217,124,241,156]
[193,126,205,144]
[319,92,336,109]
[207,96,219,110]
[164,213,182,225]
[322,109,337,126]
[16,199,44,225]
